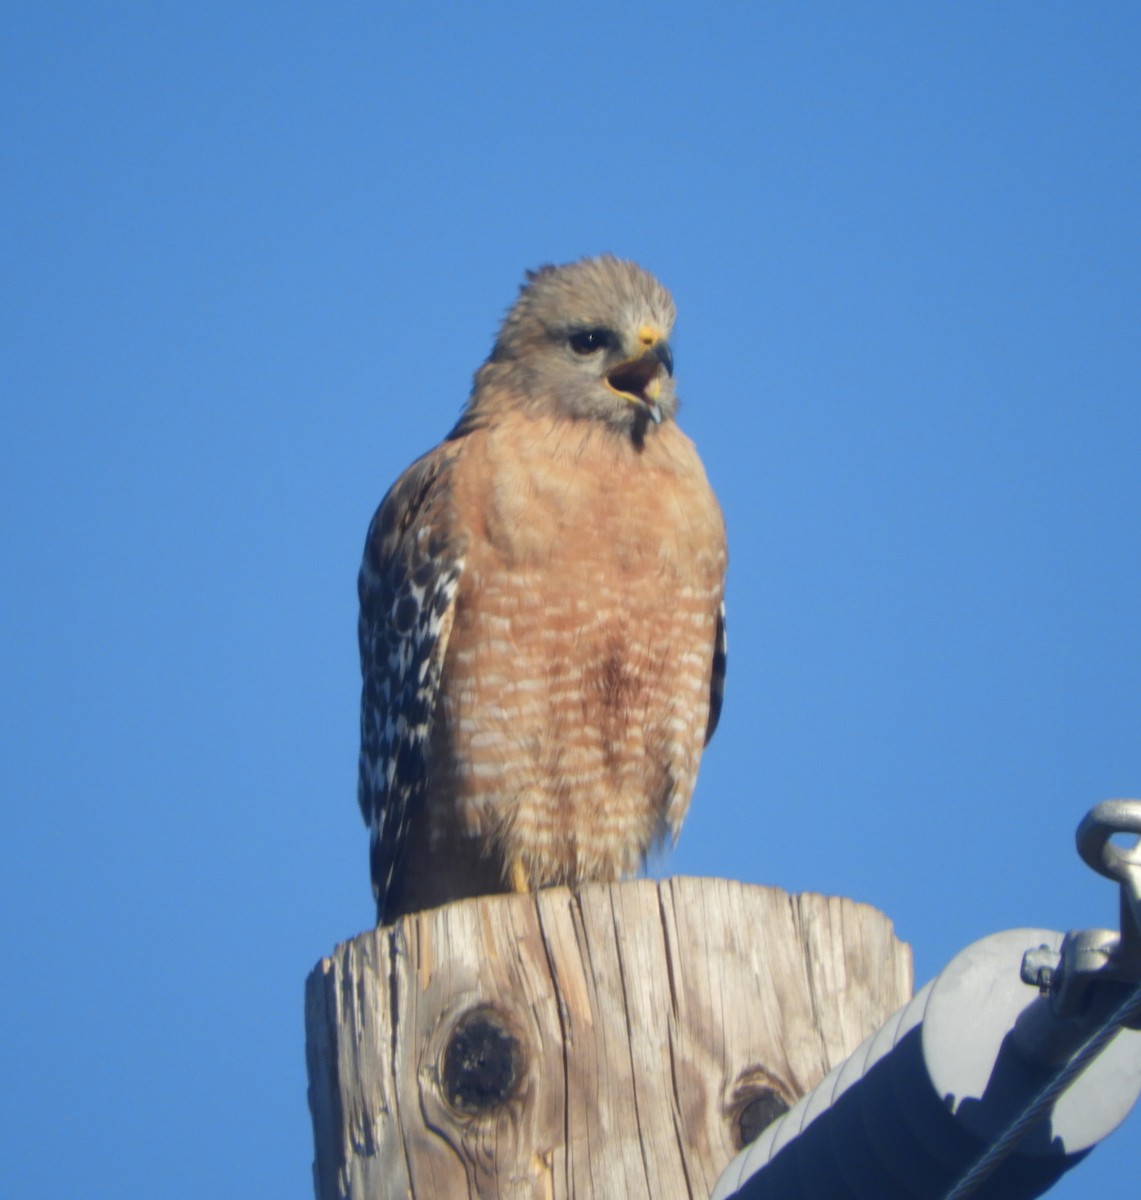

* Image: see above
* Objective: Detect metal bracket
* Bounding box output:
[1021,799,1141,1030]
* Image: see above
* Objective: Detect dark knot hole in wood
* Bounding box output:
[735,1086,791,1148]
[442,1006,524,1116]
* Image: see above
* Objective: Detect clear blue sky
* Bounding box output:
[3,5,1139,1197]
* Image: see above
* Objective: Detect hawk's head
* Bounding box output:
[484,255,679,434]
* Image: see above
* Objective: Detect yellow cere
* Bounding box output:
[637,324,663,348]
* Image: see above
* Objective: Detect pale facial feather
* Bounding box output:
[472,255,680,430]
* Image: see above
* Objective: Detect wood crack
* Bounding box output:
[304,879,913,1199]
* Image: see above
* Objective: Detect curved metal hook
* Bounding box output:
[1076,799,1141,883]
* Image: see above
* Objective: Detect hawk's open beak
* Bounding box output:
[606,340,673,424]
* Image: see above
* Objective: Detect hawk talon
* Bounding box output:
[509,860,530,894]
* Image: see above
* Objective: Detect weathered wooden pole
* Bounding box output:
[305,877,912,1200]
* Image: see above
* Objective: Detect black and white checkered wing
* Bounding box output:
[357,449,463,923]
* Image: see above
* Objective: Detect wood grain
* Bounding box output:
[305,878,912,1200]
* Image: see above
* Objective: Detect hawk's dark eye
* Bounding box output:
[568,328,615,355]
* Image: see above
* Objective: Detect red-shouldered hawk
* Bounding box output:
[358,255,727,924]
